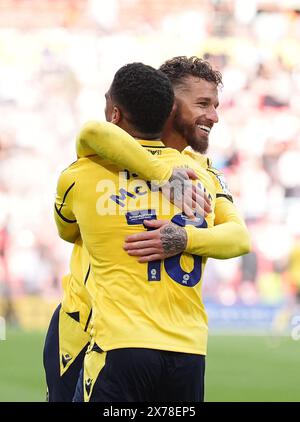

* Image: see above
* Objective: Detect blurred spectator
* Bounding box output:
[0,0,300,315]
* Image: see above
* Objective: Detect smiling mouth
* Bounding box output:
[197,125,211,134]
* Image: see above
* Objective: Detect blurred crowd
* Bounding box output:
[0,0,300,316]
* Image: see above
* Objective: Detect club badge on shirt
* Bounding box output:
[215,172,232,197]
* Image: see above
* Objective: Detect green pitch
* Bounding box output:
[206,334,300,402]
[0,330,299,402]
[0,329,46,402]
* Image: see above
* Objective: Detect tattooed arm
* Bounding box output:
[124,220,187,262]
[161,224,187,257]
[124,197,251,262]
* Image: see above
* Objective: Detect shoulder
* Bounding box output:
[206,165,233,202]
[182,148,211,169]
[59,160,81,178]
[57,160,81,190]
[181,148,233,200]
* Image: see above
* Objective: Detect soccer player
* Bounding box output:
[76,58,249,265]
[44,71,210,402]
[44,125,209,402]
[53,62,249,402]
[124,56,248,262]
[47,58,250,402]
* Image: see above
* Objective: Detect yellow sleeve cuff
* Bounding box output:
[185,222,251,259]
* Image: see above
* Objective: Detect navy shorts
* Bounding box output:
[43,304,90,402]
[73,346,205,402]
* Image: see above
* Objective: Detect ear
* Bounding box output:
[164,101,177,126]
[170,101,177,117]
[111,106,121,124]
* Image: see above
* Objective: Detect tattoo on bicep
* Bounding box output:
[160,224,187,255]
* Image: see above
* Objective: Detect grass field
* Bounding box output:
[0,329,299,402]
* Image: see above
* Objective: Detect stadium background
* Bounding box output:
[0,0,300,401]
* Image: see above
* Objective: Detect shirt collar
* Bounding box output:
[136,139,165,148]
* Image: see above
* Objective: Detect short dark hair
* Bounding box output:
[110,62,174,134]
[159,56,223,89]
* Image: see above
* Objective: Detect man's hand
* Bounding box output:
[124,219,187,263]
[164,167,211,219]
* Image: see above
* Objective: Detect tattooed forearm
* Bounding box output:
[160,223,187,256]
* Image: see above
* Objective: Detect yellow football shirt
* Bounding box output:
[55,140,218,355]
[182,148,250,258]
[57,240,95,375]
[60,238,93,333]
[75,122,250,259]
[54,122,250,357]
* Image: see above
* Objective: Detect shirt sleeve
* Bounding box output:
[76,121,172,184]
[185,196,251,259]
[54,169,80,243]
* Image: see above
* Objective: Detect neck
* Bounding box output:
[117,121,161,140]
[162,125,187,152]
[132,132,162,140]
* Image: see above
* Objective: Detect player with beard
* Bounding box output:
[72,58,249,402]
[68,62,249,402]
[162,56,219,155]
[48,57,250,402]
[124,56,246,264]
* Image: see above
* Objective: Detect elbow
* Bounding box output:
[57,225,80,244]
[58,231,78,244]
[239,231,252,256]
[81,126,95,141]
[223,228,251,259]
[81,121,106,140]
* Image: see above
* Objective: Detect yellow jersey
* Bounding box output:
[74,122,250,259]
[56,140,218,355]
[54,122,250,356]
[182,148,250,258]
[55,121,177,340]
[60,239,93,334]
